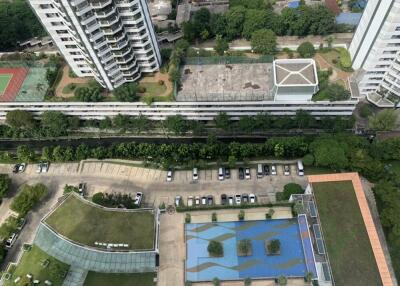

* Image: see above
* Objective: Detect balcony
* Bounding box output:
[90,0,112,9]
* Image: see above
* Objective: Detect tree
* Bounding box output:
[92,192,105,205]
[310,138,348,170]
[10,184,48,216]
[113,83,138,102]
[6,110,35,129]
[214,35,229,56]
[302,154,314,166]
[213,278,220,286]
[237,239,252,256]
[207,240,223,257]
[164,115,189,135]
[267,239,281,255]
[368,109,398,131]
[279,183,304,201]
[277,276,287,285]
[250,29,277,54]
[75,86,103,102]
[0,217,19,240]
[294,110,313,129]
[297,42,316,58]
[41,111,69,137]
[316,83,351,101]
[0,174,11,200]
[214,112,231,130]
[242,9,268,39]
[16,145,35,162]
[225,6,246,40]
[244,278,252,286]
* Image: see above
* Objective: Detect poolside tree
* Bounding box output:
[207,240,223,257]
[266,239,281,255]
[237,239,252,256]
[277,275,287,285]
[212,277,220,286]
[244,277,252,286]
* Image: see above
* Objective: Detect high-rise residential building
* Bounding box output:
[349,0,400,107]
[28,0,162,90]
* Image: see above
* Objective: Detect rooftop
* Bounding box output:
[274,59,318,87]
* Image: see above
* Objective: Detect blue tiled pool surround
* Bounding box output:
[186,218,316,282]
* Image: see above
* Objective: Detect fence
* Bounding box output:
[183,55,274,65]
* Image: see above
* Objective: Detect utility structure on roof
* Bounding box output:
[272,59,319,101]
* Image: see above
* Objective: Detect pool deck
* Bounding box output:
[308,173,394,286]
[193,279,310,286]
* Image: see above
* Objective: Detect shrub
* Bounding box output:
[277,276,287,285]
[244,277,252,286]
[158,80,164,85]
[207,240,223,257]
[185,282,192,286]
[237,239,252,256]
[92,192,105,205]
[292,201,304,216]
[75,85,103,102]
[138,86,147,93]
[185,213,191,223]
[304,271,313,282]
[297,42,316,58]
[337,47,352,70]
[266,239,280,255]
[0,216,19,240]
[10,184,48,216]
[278,183,304,201]
[302,154,314,166]
[359,104,373,118]
[113,83,138,102]
[238,210,245,220]
[213,277,220,286]
[63,185,79,195]
[212,212,217,222]
[0,174,11,201]
[265,208,275,219]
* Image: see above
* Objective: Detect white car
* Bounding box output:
[245,168,251,179]
[235,194,241,205]
[42,162,49,173]
[192,168,198,181]
[249,193,256,204]
[18,163,26,173]
[175,195,181,207]
[201,196,207,205]
[36,163,42,173]
[134,192,143,206]
[218,167,224,181]
[195,196,200,205]
[228,196,234,205]
[284,165,290,176]
[166,170,173,182]
[5,233,17,248]
[187,196,194,207]
[271,165,277,175]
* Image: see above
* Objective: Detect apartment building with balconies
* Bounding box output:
[349,0,400,107]
[28,0,161,90]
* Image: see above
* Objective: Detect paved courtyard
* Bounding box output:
[177,63,273,102]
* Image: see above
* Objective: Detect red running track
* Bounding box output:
[0,68,29,102]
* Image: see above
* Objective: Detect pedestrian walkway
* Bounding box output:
[62,266,87,286]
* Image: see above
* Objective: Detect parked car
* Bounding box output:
[5,233,17,248]
[187,196,194,207]
[257,164,263,178]
[284,165,290,176]
[78,183,86,196]
[12,164,19,173]
[235,194,241,205]
[221,194,227,205]
[228,195,234,205]
[195,196,200,205]
[36,163,42,173]
[207,195,213,205]
[175,195,181,207]
[249,193,256,204]
[297,160,304,176]
[242,193,249,204]
[271,164,277,175]
[18,163,26,173]
[192,168,198,181]
[238,167,244,180]
[245,168,251,180]
[201,196,207,205]
[42,162,49,173]
[263,164,270,176]
[134,192,143,206]
[225,168,231,179]
[218,167,224,181]
[16,217,26,231]
[166,169,173,182]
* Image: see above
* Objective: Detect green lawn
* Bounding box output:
[0,74,12,95]
[313,181,382,286]
[83,272,156,286]
[139,82,167,97]
[4,245,69,286]
[45,195,155,250]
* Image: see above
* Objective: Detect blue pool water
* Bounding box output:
[186,218,316,282]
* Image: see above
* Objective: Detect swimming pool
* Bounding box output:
[186,218,316,282]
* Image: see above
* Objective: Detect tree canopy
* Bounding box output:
[6,110,35,129]
[368,109,398,131]
[113,83,138,102]
[251,29,277,54]
[297,42,316,58]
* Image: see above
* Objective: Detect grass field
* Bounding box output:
[45,195,155,250]
[4,245,69,286]
[139,82,167,97]
[0,74,12,95]
[313,181,382,286]
[83,272,156,286]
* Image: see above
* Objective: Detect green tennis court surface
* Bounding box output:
[0,74,12,95]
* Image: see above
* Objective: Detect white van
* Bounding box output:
[257,164,263,178]
[218,167,224,181]
[192,168,198,181]
[5,233,17,248]
[297,161,304,176]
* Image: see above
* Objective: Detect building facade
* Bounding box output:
[28,0,161,90]
[349,0,400,107]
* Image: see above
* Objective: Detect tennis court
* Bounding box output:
[0,74,12,95]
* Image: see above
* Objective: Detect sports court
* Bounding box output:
[0,68,28,102]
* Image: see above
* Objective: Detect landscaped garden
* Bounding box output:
[4,245,69,286]
[313,181,382,286]
[83,272,156,286]
[45,194,155,250]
